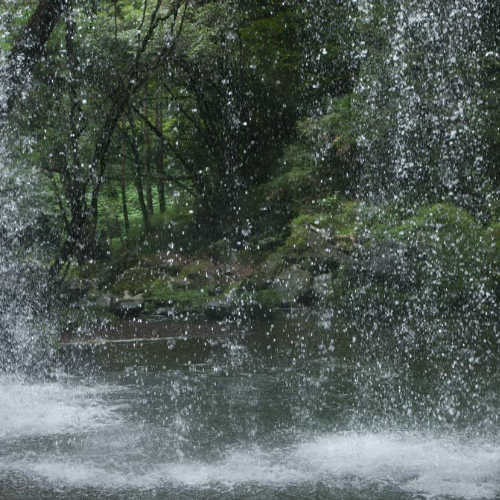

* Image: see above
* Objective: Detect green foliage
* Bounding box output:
[7,0,496,306]
[333,203,497,322]
[267,200,359,274]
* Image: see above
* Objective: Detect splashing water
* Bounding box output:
[339,0,500,430]
[0,348,498,500]
[0,17,56,374]
[355,0,493,210]
[0,2,498,499]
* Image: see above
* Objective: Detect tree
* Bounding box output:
[6,0,188,271]
[133,1,310,238]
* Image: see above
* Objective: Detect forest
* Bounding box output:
[1,0,499,327]
[1,3,500,497]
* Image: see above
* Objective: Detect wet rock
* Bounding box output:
[204,298,234,319]
[94,293,113,309]
[154,306,176,317]
[65,278,93,300]
[271,265,312,306]
[312,273,333,300]
[274,206,357,274]
[112,299,143,317]
[111,291,144,317]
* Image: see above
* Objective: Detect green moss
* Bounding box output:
[147,283,211,312]
[285,213,325,252]
[146,278,174,300]
[332,201,360,235]
[255,289,282,309]
[111,267,161,295]
[332,202,497,318]
[272,201,359,272]
[260,249,285,275]
[178,259,216,281]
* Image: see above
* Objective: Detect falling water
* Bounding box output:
[0,2,498,499]
[0,16,56,373]
[355,0,493,210]
[341,0,499,431]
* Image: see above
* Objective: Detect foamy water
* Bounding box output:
[2,433,499,498]
[1,373,498,499]
[1,373,498,500]
[0,375,124,438]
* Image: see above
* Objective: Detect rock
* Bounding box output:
[154,306,176,317]
[271,265,312,306]
[312,273,333,300]
[204,298,234,319]
[111,291,145,317]
[65,278,93,300]
[255,289,282,310]
[112,299,144,317]
[94,293,112,308]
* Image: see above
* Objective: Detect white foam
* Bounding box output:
[3,432,498,498]
[294,432,500,499]
[0,375,123,438]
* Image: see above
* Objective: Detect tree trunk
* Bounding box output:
[7,0,71,111]
[156,98,167,213]
[128,131,151,234]
[144,103,154,215]
[135,172,150,235]
[121,145,130,237]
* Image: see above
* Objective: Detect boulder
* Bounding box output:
[111,291,144,317]
[204,298,234,319]
[271,265,312,306]
[312,273,333,300]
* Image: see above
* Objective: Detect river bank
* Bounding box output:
[61,201,498,340]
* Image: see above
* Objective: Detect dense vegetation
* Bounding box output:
[1,0,498,327]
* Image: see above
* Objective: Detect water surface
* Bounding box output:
[1,314,498,499]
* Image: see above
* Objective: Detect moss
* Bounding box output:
[285,213,328,252]
[332,200,360,235]
[147,283,211,312]
[255,289,282,309]
[332,202,497,320]
[260,249,286,276]
[146,278,174,300]
[111,267,162,295]
[266,201,359,274]
[139,253,189,273]
[178,259,216,282]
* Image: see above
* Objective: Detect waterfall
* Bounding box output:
[346,0,499,429]
[0,18,56,374]
[355,0,493,211]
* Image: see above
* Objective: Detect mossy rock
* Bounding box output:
[332,203,497,319]
[276,201,359,273]
[237,273,273,292]
[270,265,313,306]
[382,204,492,296]
[260,250,286,276]
[147,285,211,313]
[111,267,164,296]
[178,259,217,283]
[255,289,282,309]
[139,253,190,273]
